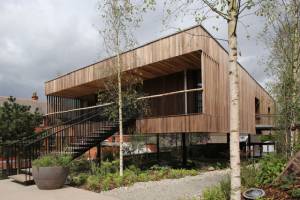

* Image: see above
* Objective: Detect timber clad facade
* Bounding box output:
[45,25,274,135]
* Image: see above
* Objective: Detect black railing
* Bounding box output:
[0,104,125,181]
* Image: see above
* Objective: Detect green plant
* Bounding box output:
[99,160,119,176]
[202,184,226,200]
[256,154,286,185]
[32,154,72,167]
[279,174,297,190]
[241,164,259,188]
[69,157,91,175]
[289,188,300,198]
[86,175,100,191]
[68,160,200,191]
[71,173,89,186]
[0,96,43,144]
[219,176,231,200]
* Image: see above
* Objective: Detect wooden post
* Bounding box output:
[182,133,187,167]
[156,134,160,162]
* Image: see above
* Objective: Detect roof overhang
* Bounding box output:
[45,50,202,98]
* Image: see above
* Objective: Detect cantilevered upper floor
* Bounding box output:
[44,25,275,135]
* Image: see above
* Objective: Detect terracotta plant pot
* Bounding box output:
[32,166,69,190]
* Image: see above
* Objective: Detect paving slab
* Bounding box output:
[0,169,229,200]
[0,179,118,200]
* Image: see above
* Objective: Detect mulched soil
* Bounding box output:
[241,186,295,200]
[263,186,294,200]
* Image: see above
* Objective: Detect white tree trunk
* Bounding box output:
[117,52,124,177]
[291,4,299,154]
[228,1,241,199]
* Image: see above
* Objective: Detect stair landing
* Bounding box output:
[8,174,34,185]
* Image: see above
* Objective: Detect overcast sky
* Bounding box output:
[0,0,269,100]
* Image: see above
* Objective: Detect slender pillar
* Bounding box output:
[97,143,101,165]
[184,70,188,114]
[182,133,187,167]
[227,133,230,158]
[156,134,160,161]
[248,134,251,158]
[183,70,188,166]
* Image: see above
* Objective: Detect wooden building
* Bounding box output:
[45,25,274,137]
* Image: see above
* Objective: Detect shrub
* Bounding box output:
[123,169,138,185]
[241,164,259,188]
[112,174,123,188]
[32,154,72,167]
[289,188,300,198]
[86,175,100,191]
[168,169,198,179]
[101,174,114,191]
[202,184,226,200]
[219,176,230,200]
[201,177,230,200]
[69,157,91,174]
[137,172,148,182]
[69,160,200,191]
[279,174,297,190]
[99,160,119,176]
[256,154,286,185]
[71,173,89,186]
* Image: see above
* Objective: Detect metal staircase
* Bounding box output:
[0,105,125,184]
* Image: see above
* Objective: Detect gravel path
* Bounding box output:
[99,169,230,200]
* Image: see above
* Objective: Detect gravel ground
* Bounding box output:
[99,169,230,200]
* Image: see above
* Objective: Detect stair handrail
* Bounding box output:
[24,105,115,148]
[2,106,103,147]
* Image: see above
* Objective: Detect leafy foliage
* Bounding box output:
[0,96,42,144]
[259,0,300,155]
[202,177,231,200]
[69,159,199,192]
[69,157,91,175]
[241,163,259,188]
[32,154,72,167]
[289,188,300,198]
[97,78,149,122]
[202,186,226,200]
[219,176,231,200]
[256,154,286,186]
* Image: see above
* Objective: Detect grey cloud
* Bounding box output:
[0,0,270,101]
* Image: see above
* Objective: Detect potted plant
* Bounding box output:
[32,154,72,190]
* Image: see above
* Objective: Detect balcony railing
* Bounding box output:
[255,114,276,126]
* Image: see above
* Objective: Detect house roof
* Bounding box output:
[0,96,47,115]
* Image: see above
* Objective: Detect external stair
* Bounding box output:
[1,105,128,185]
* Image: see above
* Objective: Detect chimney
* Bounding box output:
[32,92,38,101]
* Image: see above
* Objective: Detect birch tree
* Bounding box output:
[259,0,300,156]
[145,0,256,199]
[99,0,143,176]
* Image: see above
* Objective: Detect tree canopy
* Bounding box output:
[0,96,43,144]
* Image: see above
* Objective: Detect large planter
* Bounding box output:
[32,166,69,190]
